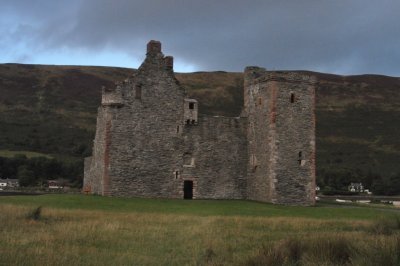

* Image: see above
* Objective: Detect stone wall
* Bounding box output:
[83,106,115,195]
[84,41,249,200]
[244,67,274,202]
[84,40,316,206]
[104,41,187,198]
[245,68,316,205]
[181,116,248,199]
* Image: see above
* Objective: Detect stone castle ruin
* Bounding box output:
[84,40,316,205]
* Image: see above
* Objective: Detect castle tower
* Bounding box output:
[84,40,191,197]
[245,68,316,205]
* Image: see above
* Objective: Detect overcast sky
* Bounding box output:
[1,0,399,76]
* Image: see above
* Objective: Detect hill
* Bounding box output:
[0,63,399,190]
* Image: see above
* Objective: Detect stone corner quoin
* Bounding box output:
[83,40,316,206]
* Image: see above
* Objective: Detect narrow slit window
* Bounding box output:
[298,151,306,166]
[189,102,195,109]
[135,85,142,99]
[290,93,295,103]
[175,171,179,179]
[186,119,190,125]
[251,154,258,172]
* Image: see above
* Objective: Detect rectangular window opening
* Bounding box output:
[135,86,142,99]
[298,151,305,166]
[183,153,195,167]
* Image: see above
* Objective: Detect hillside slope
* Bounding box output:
[0,63,399,186]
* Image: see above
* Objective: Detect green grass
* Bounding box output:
[1,195,400,265]
[0,194,398,220]
[0,149,53,159]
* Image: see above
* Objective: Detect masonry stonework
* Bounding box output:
[244,68,316,205]
[84,41,316,205]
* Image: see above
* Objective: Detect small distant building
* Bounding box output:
[363,189,372,195]
[393,201,400,208]
[348,183,364,192]
[0,179,20,188]
[48,180,64,189]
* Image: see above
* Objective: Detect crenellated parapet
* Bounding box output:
[245,67,317,85]
[260,71,317,85]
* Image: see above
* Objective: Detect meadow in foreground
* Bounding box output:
[0,194,399,265]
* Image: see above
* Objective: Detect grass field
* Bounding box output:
[0,150,53,159]
[1,195,400,265]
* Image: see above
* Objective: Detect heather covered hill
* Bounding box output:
[0,63,399,191]
[177,71,244,116]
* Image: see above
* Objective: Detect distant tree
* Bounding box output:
[325,169,351,191]
[13,154,28,162]
[71,175,83,188]
[0,154,83,187]
[17,165,36,187]
[316,168,326,188]
[385,174,400,196]
[72,143,89,156]
[371,176,385,195]
[0,157,18,179]
[364,171,378,189]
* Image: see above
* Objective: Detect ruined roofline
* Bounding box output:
[143,40,174,71]
[146,40,162,55]
[245,66,317,85]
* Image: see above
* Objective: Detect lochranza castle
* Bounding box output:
[83,41,316,205]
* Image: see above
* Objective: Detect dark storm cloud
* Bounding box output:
[1,0,400,75]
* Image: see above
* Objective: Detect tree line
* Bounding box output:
[0,155,83,188]
[1,154,399,195]
[317,168,400,196]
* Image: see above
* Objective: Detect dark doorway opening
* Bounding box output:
[183,180,193,199]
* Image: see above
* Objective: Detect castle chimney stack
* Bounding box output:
[164,56,174,70]
[147,40,162,55]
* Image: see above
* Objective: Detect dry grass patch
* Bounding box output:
[2,203,396,265]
